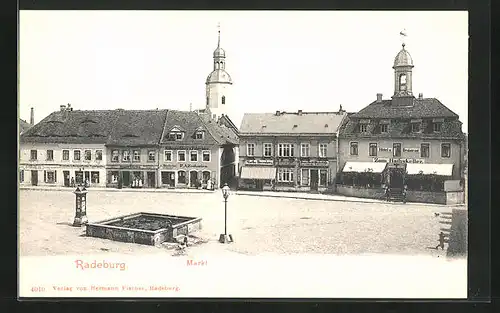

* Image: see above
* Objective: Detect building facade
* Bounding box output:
[337,42,466,200]
[238,110,347,192]
[157,110,239,189]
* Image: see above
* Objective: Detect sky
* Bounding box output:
[19,11,468,131]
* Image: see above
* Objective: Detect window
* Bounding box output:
[247,143,255,156]
[380,124,388,133]
[359,124,368,133]
[133,150,141,162]
[441,143,451,158]
[393,143,402,157]
[62,150,69,161]
[178,150,186,162]
[91,171,100,184]
[190,151,198,162]
[421,143,430,158]
[46,150,54,161]
[178,170,186,184]
[109,171,119,183]
[148,150,155,162]
[278,168,294,182]
[369,143,378,157]
[202,151,211,162]
[84,150,92,161]
[319,170,327,186]
[111,150,119,162]
[122,150,130,162]
[95,150,103,161]
[399,74,407,91]
[300,143,310,157]
[278,143,294,157]
[168,132,184,141]
[263,143,272,157]
[164,150,173,162]
[44,170,57,183]
[19,170,24,183]
[319,143,327,158]
[195,132,204,140]
[176,133,183,140]
[350,142,358,156]
[411,122,421,133]
[30,150,37,160]
[433,122,442,132]
[74,150,81,161]
[301,169,309,186]
[222,96,226,105]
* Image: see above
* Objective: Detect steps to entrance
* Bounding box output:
[388,188,405,203]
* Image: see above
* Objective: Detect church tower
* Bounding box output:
[392,42,415,106]
[205,24,233,121]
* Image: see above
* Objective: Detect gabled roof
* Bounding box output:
[352,98,459,119]
[218,114,239,133]
[160,110,238,146]
[20,109,168,145]
[19,119,32,134]
[239,112,346,135]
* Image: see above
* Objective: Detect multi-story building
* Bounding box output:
[104,109,168,188]
[158,110,239,189]
[19,105,107,187]
[238,109,347,192]
[337,42,466,200]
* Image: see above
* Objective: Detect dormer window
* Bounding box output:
[379,120,390,133]
[167,126,185,141]
[195,127,205,140]
[359,124,368,133]
[410,119,422,133]
[221,96,226,105]
[433,122,443,132]
[195,132,204,139]
[176,133,183,140]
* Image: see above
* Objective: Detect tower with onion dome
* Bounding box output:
[205,24,233,121]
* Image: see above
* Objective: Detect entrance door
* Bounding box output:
[63,171,70,187]
[31,170,38,186]
[389,169,405,189]
[84,171,90,184]
[255,180,264,191]
[310,169,319,191]
[190,171,198,187]
[122,171,130,187]
[147,172,156,188]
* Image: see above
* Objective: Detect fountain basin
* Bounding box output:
[85,212,202,246]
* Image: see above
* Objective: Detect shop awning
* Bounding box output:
[342,161,387,173]
[240,167,277,180]
[406,163,454,176]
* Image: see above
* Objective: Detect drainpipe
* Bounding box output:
[335,131,340,192]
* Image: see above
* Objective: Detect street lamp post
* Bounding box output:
[219,183,233,244]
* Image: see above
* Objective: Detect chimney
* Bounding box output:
[30,107,34,125]
[418,93,423,99]
[376,93,383,103]
[275,110,280,116]
[60,104,66,111]
[298,110,303,116]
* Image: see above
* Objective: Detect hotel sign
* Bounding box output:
[300,160,329,167]
[373,157,424,164]
[378,147,392,152]
[277,158,296,166]
[403,147,420,153]
[245,159,274,166]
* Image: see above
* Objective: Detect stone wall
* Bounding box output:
[336,185,385,200]
[447,208,468,257]
[406,190,447,204]
[446,191,465,205]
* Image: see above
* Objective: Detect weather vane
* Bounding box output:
[399,29,407,47]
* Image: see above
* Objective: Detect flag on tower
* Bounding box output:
[400,29,407,36]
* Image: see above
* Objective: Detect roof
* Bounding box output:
[19,119,32,134]
[160,110,238,146]
[394,44,413,67]
[20,109,168,145]
[239,112,346,135]
[352,98,459,119]
[206,69,232,84]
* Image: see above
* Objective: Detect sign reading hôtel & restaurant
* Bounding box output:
[245,159,274,166]
[373,157,424,164]
[300,160,329,167]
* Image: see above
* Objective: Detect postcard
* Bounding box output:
[18,10,468,299]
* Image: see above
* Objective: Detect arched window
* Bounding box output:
[399,73,407,91]
[206,97,209,106]
[221,96,226,105]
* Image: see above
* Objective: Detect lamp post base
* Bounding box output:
[219,234,233,244]
[73,215,88,227]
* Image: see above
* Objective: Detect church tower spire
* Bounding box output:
[205,23,233,121]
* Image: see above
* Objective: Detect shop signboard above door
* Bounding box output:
[373,157,424,164]
[245,159,274,166]
[300,160,329,167]
[179,163,209,168]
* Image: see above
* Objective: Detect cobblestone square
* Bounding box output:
[19,190,452,257]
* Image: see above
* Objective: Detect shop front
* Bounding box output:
[298,159,332,192]
[238,159,276,191]
[106,165,158,188]
[160,163,216,189]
